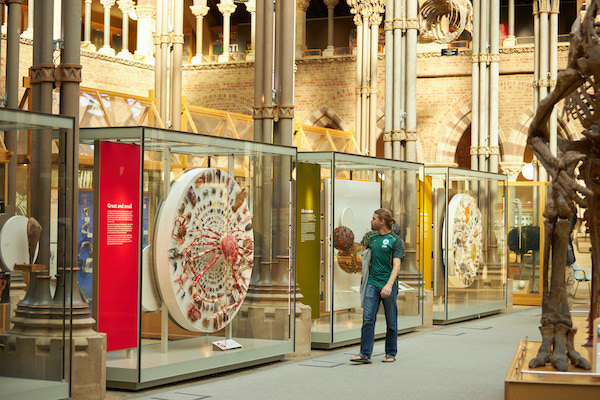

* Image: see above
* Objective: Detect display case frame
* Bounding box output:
[0,108,77,400]
[506,181,548,306]
[79,126,296,389]
[424,167,507,324]
[297,152,424,349]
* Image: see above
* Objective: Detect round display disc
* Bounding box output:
[154,168,254,332]
[0,216,38,271]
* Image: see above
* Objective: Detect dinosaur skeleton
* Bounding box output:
[527,2,600,371]
[419,0,473,44]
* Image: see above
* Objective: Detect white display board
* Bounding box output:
[324,179,380,312]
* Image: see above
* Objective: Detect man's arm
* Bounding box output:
[381,257,401,298]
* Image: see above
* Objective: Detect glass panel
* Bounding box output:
[79,127,295,388]
[507,182,546,305]
[298,152,423,347]
[0,109,75,399]
[427,167,507,323]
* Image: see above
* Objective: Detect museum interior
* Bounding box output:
[0,0,598,399]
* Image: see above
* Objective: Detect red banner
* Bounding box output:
[97,141,140,351]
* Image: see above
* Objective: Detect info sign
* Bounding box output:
[97,141,141,352]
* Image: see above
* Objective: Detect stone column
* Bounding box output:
[82,0,96,51]
[503,0,516,46]
[1,5,6,35]
[352,8,363,152]
[295,0,309,59]
[549,0,559,157]
[368,4,383,155]
[489,0,500,174]
[383,0,394,162]
[246,0,257,59]
[217,0,237,62]
[98,0,116,56]
[478,0,489,172]
[117,0,135,59]
[245,0,256,61]
[21,0,33,39]
[134,5,155,62]
[405,0,418,163]
[190,1,210,64]
[171,0,184,130]
[471,0,480,170]
[323,0,338,57]
[500,162,525,182]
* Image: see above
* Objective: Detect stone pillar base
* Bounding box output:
[322,46,334,57]
[0,331,106,399]
[422,289,433,328]
[98,46,116,57]
[81,41,97,52]
[218,54,230,63]
[21,28,33,40]
[503,36,517,47]
[117,50,133,60]
[245,52,255,62]
[190,55,204,64]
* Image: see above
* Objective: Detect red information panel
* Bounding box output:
[97,141,141,351]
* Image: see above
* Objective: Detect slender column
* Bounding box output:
[190,2,210,64]
[154,0,162,120]
[383,0,394,161]
[262,0,275,143]
[159,0,168,123]
[359,6,370,152]
[217,1,237,63]
[245,0,256,61]
[393,0,402,161]
[117,0,135,59]
[82,0,95,50]
[549,0,559,157]
[134,5,156,62]
[489,0,500,173]
[471,0,480,170]
[53,0,61,39]
[533,2,540,108]
[295,0,309,59]
[253,0,265,142]
[323,0,339,57]
[354,12,363,152]
[503,0,516,46]
[479,0,488,171]
[21,0,33,39]
[405,0,418,162]
[368,6,382,156]
[171,0,184,130]
[5,0,22,212]
[98,0,117,56]
[538,1,549,102]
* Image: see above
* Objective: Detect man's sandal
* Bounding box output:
[382,355,396,363]
[350,354,372,364]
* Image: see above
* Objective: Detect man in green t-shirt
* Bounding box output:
[350,208,403,364]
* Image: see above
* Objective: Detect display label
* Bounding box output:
[97,141,141,352]
[296,163,321,319]
[212,339,242,351]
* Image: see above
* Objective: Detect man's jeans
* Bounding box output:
[359,283,398,358]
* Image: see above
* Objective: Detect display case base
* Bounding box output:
[505,318,600,400]
[106,336,291,390]
[0,377,69,400]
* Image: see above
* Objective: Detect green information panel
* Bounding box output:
[296,162,321,319]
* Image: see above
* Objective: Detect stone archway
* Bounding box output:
[303,106,348,131]
[435,102,472,164]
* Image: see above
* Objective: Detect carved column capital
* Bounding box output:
[135,5,155,19]
[297,0,310,12]
[244,0,256,14]
[324,0,339,9]
[217,2,236,16]
[499,162,525,182]
[117,0,134,14]
[190,5,210,17]
[100,0,116,9]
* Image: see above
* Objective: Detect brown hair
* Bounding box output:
[374,208,395,230]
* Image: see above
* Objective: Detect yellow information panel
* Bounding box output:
[420,176,433,290]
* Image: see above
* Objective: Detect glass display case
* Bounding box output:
[506,182,548,306]
[424,167,507,324]
[296,152,423,349]
[0,109,77,399]
[79,126,296,389]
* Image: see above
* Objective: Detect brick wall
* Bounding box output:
[2,37,571,166]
